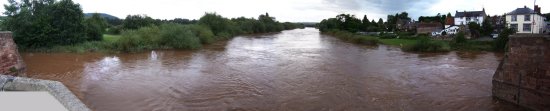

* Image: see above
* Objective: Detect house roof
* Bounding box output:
[455,8,487,17]
[507,7,536,15]
[455,10,486,18]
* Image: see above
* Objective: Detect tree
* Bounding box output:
[481,17,494,36]
[122,15,156,30]
[85,13,108,41]
[335,14,362,33]
[494,25,516,51]
[199,13,232,36]
[377,18,384,31]
[468,22,482,38]
[362,15,370,31]
[259,13,283,32]
[4,0,88,48]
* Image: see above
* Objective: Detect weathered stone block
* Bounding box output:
[493,34,550,111]
[0,32,25,76]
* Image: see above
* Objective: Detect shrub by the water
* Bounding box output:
[404,37,450,52]
[324,29,379,45]
[188,25,216,44]
[493,28,515,52]
[159,24,202,49]
[114,24,207,52]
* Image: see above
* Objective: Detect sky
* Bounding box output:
[0,0,548,22]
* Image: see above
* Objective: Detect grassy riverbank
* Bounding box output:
[323,30,495,52]
[18,12,305,53]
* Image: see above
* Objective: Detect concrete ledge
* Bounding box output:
[0,75,90,111]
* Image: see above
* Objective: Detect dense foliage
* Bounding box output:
[318,14,379,33]
[493,27,516,52]
[122,15,158,30]
[85,13,109,41]
[114,13,304,52]
[404,37,450,52]
[3,0,303,52]
[3,0,93,48]
[418,13,451,25]
[323,29,379,45]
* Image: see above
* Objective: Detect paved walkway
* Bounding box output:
[0,92,68,111]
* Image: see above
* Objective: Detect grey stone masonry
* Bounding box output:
[0,75,90,111]
[492,34,550,111]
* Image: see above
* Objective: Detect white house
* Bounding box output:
[454,9,486,26]
[506,6,546,34]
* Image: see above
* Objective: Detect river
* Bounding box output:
[21,28,523,111]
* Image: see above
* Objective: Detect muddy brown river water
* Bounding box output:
[22,28,524,111]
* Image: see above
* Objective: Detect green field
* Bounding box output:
[103,34,121,43]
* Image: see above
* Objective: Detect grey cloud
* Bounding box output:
[322,0,438,18]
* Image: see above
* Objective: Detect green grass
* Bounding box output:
[103,34,121,43]
[379,39,418,47]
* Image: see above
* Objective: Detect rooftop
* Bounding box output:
[455,9,486,18]
[508,6,536,15]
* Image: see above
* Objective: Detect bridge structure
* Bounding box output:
[493,34,550,111]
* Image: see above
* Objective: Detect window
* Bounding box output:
[523,24,531,32]
[524,15,531,21]
[511,24,518,32]
[512,15,517,21]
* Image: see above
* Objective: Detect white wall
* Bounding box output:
[506,14,546,34]
[454,16,484,26]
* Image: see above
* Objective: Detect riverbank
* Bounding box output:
[20,34,120,53]
[323,30,495,52]
[20,28,302,53]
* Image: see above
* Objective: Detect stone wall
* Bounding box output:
[493,34,550,111]
[0,32,25,76]
[1,75,91,111]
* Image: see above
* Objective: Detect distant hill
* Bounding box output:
[85,13,120,20]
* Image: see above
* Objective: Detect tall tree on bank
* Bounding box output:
[4,0,88,48]
[362,15,370,31]
[85,13,109,41]
[122,15,157,30]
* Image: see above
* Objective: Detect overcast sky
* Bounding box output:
[0,0,548,22]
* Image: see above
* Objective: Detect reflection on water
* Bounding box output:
[22,28,523,111]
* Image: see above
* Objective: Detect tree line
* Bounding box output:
[2,0,305,50]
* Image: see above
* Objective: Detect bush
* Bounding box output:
[354,36,379,45]
[5,0,88,48]
[107,25,123,34]
[453,32,467,44]
[159,24,201,49]
[379,33,397,39]
[493,28,515,52]
[404,37,450,52]
[113,23,210,52]
[115,26,162,52]
[324,29,379,45]
[188,25,216,44]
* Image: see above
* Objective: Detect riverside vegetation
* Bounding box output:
[2,0,304,53]
[318,13,515,52]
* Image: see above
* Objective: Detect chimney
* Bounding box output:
[534,5,541,14]
[524,5,527,8]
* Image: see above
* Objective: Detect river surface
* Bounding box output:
[22,28,523,111]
